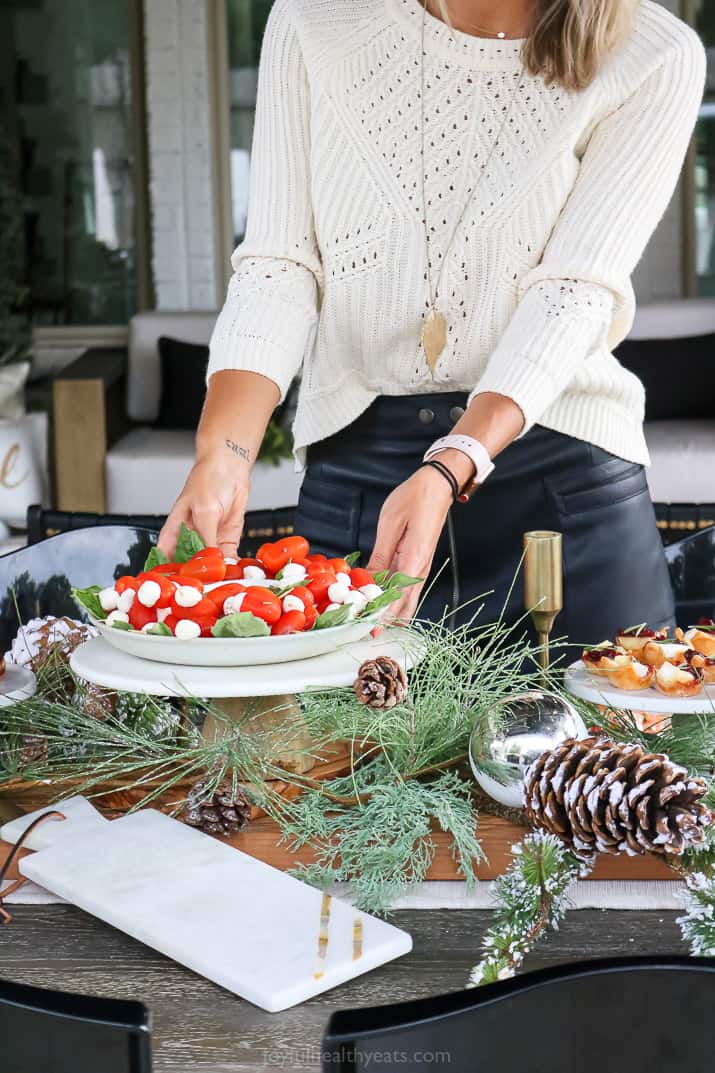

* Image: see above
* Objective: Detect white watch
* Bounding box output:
[423,434,494,502]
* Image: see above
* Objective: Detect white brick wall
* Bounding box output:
[144,0,219,310]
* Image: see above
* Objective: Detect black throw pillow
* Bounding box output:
[155,336,209,430]
[614,334,715,421]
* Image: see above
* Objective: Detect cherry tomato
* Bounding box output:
[178,550,226,583]
[115,575,140,594]
[286,586,315,609]
[128,601,157,631]
[306,553,328,564]
[328,558,351,576]
[170,595,218,620]
[225,558,262,580]
[303,605,318,629]
[163,613,178,634]
[204,582,246,613]
[148,562,180,575]
[349,568,375,589]
[136,572,175,608]
[242,586,282,625]
[282,536,310,561]
[271,610,307,635]
[256,542,289,576]
[164,574,203,591]
[307,569,337,603]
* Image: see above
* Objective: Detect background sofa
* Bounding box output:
[52,301,715,534]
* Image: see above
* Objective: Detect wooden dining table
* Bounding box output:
[0,904,684,1072]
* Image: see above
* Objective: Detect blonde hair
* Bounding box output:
[434,1,638,91]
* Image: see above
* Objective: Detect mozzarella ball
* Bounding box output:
[223,593,246,615]
[141,622,158,633]
[106,610,130,627]
[280,562,308,585]
[359,584,383,601]
[98,587,119,612]
[156,606,172,622]
[344,590,368,614]
[327,581,351,604]
[243,565,266,581]
[117,589,136,613]
[335,571,352,587]
[174,618,202,640]
[137,579,162,608]
[174,585,203,608]
[324,602,340,613]
[282,593,305,614]
[223,556,238,565]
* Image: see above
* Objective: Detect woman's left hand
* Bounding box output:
[367,463,463,623]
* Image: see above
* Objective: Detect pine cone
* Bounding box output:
[17,734,48,769]
[524,736,714,858]
[80,684,116,721]
[354,656,408,710]
[184,778,253,836]
[9,616,96,673]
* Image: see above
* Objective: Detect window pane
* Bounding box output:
[695,2,715,296]
[226,0,274,245]
[1,0,138,325]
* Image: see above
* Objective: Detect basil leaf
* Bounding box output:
[313,605,352,630]
[146,622,172,637]
[211,612,271,638]
[345,550,361,566]
[372,569,390,587]
[689,623,715,633]
[143,546,170,572]
[174,523,206,564]
[111,619,134,631]
[383,572,422,590]
[72,585,106,621]
[364,588,403,615]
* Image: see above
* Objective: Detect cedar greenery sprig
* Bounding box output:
[467,832,594,987]
[678,871,715,957]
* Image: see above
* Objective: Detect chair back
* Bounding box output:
[322,956,715,1072]
[0,977,151,1072]
[630,298,715,339]
[127,311,217,423]
[0,525,157,653]
[665,524,715,627]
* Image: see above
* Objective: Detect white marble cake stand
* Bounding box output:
[70,629,419,698]
[564,660,715,715]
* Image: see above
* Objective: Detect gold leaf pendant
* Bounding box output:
[422,308,447,376]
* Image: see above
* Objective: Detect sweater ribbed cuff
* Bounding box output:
[207,333,298,402]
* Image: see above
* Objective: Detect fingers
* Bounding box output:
[158,499,191,557]
[367,506,404,575]
[216,503,245,557]
[190,502,223,548]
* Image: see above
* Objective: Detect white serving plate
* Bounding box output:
[90,612,382,667]
[564,659,715,715]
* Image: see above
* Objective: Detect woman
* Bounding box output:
[159,0,705,644]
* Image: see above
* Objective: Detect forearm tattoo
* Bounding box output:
[225,439,251,463]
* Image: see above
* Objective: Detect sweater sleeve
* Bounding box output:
[207,0,320,400]
[469,31,706,432]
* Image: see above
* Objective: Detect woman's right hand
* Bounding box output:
[158,452,251,558]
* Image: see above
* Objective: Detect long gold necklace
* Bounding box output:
[420,2,526,374]
[441,1,510,38]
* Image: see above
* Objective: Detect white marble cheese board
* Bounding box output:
[13,807,412,1012]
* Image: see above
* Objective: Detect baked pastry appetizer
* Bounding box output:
[679,620,715,659]
[683,649,715,685]
[615,624,667,658]
[603,655,655,691]
[654,660,704,698]
[640,639,692,669]
[581,642,627,676]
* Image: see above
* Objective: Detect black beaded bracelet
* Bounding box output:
[422,459,459,503]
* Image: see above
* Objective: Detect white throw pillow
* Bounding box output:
[0,413,48,527]
[0,361,30,420]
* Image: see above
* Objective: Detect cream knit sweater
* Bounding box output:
[208,0,706,468]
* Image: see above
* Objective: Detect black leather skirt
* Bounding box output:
[294,393,675,649]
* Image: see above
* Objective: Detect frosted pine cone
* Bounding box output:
[8,616,96,673]
[184,778,253,836]
[524,736,714,858]
[17,734,48,769]
[354,656,408,710]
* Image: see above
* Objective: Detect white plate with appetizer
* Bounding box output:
[73,525,420,667]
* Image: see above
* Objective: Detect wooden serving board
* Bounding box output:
[0,816,674,884]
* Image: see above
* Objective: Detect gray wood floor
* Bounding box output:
[0,906,684,1072]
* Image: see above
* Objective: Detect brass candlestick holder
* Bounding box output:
[523,530,563,675]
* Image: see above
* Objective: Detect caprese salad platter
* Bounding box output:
[72,525,420,667]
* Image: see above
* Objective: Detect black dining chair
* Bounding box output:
[322,956,715,1072]
[0,524,158,654]
[1,978,151,1072]
[664,524,715,627]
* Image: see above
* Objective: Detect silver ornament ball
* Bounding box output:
[469,690,588,809]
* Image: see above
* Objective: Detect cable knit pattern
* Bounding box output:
[208,0,706,467]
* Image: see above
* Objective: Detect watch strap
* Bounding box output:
[423,435,495,498]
